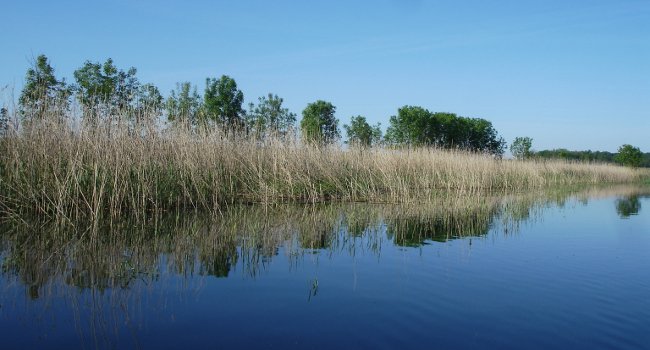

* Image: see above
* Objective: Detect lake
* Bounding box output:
[1,186,649,349]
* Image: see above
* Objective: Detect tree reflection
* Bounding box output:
[386,208,497,247]
[1,186,649,348]
[1,186,648,297]
[616,195,642,218]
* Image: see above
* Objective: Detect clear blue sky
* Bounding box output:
[2,0,648,152]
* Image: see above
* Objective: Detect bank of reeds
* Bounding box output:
[0,116,647,222]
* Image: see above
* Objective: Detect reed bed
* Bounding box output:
[0,116,647,222]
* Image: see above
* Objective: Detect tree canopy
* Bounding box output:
[73,58,164,125]
[615,144,643,168]
[300,100,339,144]
[510,137,533,160]
[19,54,70,120]
[344,115,382,147]
[385,106,505,156]
[166,82,202,128]
[73,58,139,117]
[247,93,296,138]
[204,75,245,129]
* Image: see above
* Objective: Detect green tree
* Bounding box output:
[510,137,533,160]
[0,107,9,134]
[247,93,296,138]
[615,144,643,167]
[204,75,245,129]
[463,118,506,155]
[384,106,505,156]
[73,58,140,122]
[300,100,340,144]
[384,106,433,146]
[343,115,382,147]
[166,82,203,128]
[431,112,458,147]
[19,54,70,121]
[134,83,163,124]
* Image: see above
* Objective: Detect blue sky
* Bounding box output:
[1,0,648,152]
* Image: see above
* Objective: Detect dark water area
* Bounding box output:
[1,187,649,349]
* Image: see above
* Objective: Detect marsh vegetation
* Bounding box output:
[1,116,646,223]
[2,55,647,223]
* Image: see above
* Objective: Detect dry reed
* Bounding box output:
[0,115,647,222]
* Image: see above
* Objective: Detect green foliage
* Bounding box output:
[134,84,163,122]
[300,100,340,144]
[384,106,432,146]
[166,82,202,128]
[73,58,163,124]
[343,115,382,147]
[204,75,245,129]
[510,137,533,160]
[19,54,70,120]
[0,107,8,134]
[615,144,643,168]
[536,148,650,168]
[73,58,140,120]
[461,117,506,156]
[384,106,505,156]
[536,149,614,162]
[246,93,296,138]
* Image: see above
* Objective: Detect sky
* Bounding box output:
[1,0,648,152]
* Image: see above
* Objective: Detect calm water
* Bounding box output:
[1,187,649,349]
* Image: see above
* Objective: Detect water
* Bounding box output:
[1,187,649,349]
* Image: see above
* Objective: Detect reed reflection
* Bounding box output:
[1,186,649,348]
[5,186,647,296]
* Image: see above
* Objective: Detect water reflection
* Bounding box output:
[2,186,647,295]
[0,185,649,348]
[615,195,642,218]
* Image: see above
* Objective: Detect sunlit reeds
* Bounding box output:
[0,110,647,222]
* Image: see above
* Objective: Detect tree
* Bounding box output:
[0,107,9,134]
[73,58,140,122]
[615,144,642,167]
[166,82,202,128]
[510,137,533,160]
[384,106,506,156]
[247,93,296,138]
[384,106,433,146]
[134,83,163,124]
[204,75,245,129]
[300,100,339,144]
[19,54,70,121]
[344,115,382,147]
[462,118,505,155]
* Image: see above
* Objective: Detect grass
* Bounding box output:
[0,114,648,223]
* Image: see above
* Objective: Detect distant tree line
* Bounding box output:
[15,54,517,156]
[509,136,648,168]
[534,149,649,167]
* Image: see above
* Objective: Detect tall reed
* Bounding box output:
[0,113,647,222]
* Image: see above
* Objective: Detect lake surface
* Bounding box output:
[1,187,649,349]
